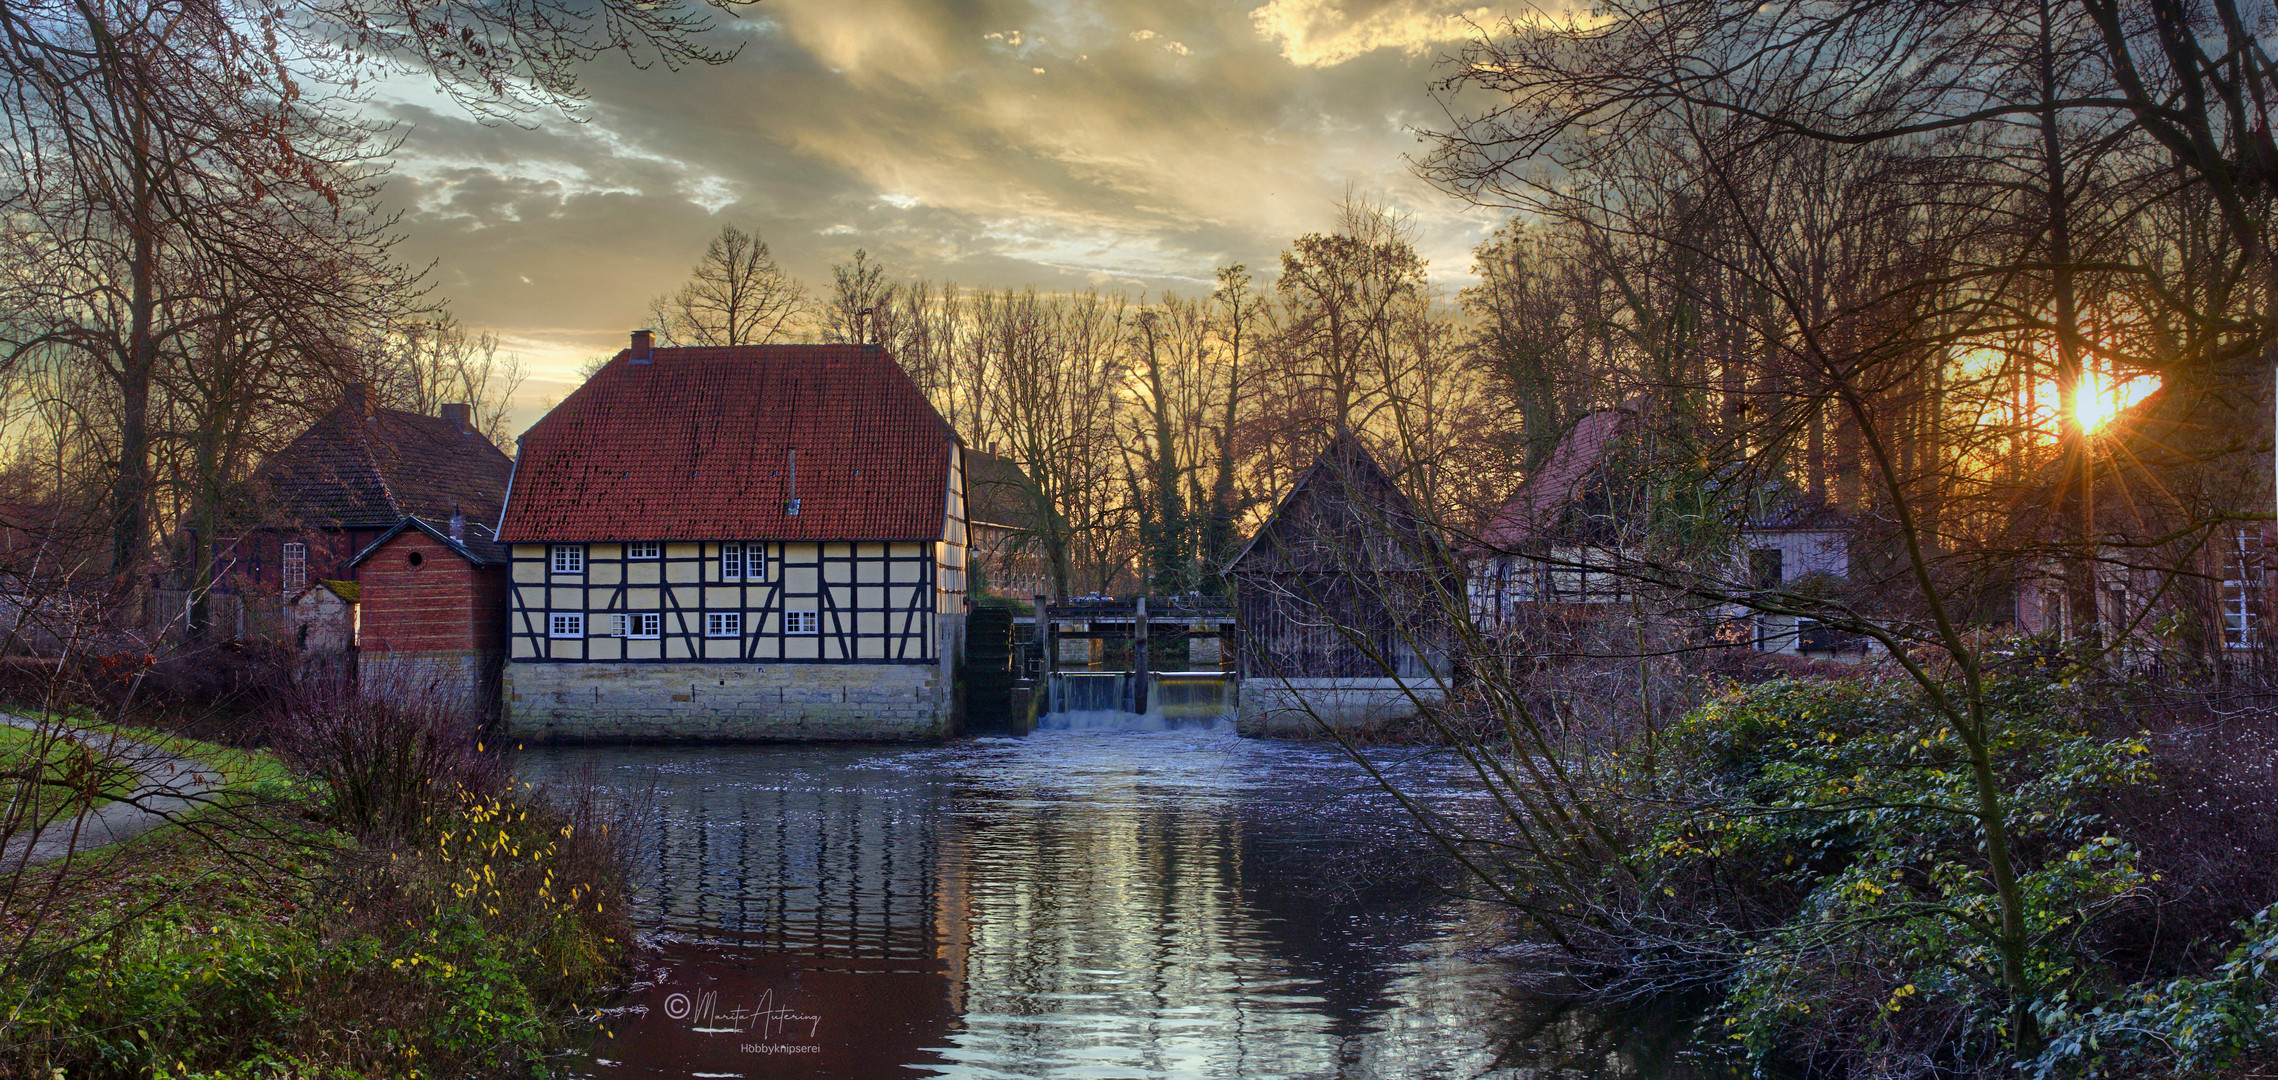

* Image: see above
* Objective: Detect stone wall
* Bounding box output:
[1235,677,1446,737]
[363,650,503,717]
[503,661,950,742]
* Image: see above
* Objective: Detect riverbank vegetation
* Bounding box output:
[0,686,633,1079]
[1633,677,2275,1078]
[1358,661,2278,1079]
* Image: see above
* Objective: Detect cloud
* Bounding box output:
[374,0,1501,407]
[1250,0,1493,67]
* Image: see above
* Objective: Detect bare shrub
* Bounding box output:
[2089,694,2278,979]
[266,676,500,846]
[129,642,294,726]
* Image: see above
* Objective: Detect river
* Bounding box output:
[521,725,1716,1079]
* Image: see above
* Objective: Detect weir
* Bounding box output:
[1039,670,1237,730]
[1012,595,1240,730]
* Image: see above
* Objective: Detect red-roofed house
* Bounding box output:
[1473,401,1855,657]
[495,333,970,741]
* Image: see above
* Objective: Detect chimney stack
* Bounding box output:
[343,382,369,416]
[440,403,470,433]
[449,507,465,543]
[630,329,654,364]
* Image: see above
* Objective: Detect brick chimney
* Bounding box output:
[630,328,654,364]
[343,382,369,416]
[440,403,470,433]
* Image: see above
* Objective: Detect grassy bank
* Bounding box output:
[0,696,633,1079]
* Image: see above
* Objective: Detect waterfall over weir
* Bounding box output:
[1039,670,1235,731]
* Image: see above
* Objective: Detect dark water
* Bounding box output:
[521,727,1714,1079]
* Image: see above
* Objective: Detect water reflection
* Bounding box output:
[526,729,1705,1079]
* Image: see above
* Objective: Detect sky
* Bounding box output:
[372,0,1514,421]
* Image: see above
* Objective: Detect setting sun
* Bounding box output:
[2077,369,2161,431]
[2029,368,2161,434]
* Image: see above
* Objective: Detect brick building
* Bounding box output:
[494,334,971,741]
[965,449,1048,597]
[213,387,513,647]
[349,515,509,713]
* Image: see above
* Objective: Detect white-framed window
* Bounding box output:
[549,612,585,639]
[281,541,307,591]
[785,610,819,635]
[551,544,585,575]
[706,612,742,638]
[611,612,660,639]
[627,541,660,560]
[720,542,765,581]
[2222,530,2264,648]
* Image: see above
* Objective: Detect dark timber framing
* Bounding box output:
[507,539,940,664]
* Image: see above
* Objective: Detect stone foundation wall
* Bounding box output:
[503,661,950,742]
[1235,677,1446,737]
[362,650,503,718]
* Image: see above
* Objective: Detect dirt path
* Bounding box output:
[0,714,223,871]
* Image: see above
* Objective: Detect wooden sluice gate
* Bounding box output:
[1009,596,1239,725]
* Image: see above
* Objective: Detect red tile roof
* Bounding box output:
[1479,401,1641,548]
[496,345,958,543]
[252,393,514,532]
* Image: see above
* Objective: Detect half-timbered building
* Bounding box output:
[1472,401,1857,659]
[495,334,969,741]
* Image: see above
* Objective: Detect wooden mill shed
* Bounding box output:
[1224,432,1454,735]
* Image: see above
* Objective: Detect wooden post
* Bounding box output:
[1038,594,1054,714]
[1134,595,1149,714]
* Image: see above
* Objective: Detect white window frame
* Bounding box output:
[551,544,585,575]
[706,612,742,638]
[785,610,819,635]
[281,541,307,591]
[627,541,660,560]
[611,612,661,639]
[720,542,766,581]
[549,612,585,639]
[2222,530,2263,649]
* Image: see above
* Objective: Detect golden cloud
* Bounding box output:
[1249,0,1493,67]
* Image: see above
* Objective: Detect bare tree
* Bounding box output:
[1272,200,1429,434]
[822,249,896,345]
[647,225,808,347]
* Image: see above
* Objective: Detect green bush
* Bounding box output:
[1641,677,2156,1076]
[2033,903,2278,1079]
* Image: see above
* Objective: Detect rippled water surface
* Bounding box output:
[522,727,1710,1079]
